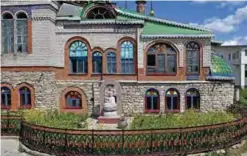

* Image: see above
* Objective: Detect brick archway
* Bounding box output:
[60,87,88,114]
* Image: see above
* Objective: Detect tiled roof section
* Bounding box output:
[115,8,212,34]
[208,53,234,81]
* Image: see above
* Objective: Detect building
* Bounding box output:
[212,42,247,88]
[1,1,235,122]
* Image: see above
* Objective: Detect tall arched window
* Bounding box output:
[16,12,28,53]
[107,52,116,74]
[166,88,180,112]
[69,41,88,74]
[19,87,31,108]
[1,13,14,53]
[120,41,134,74]
[1,87,11,109]
[186,88,200,110]
[147,43,177,74]
[92,51,102,74]
[145,89,160,113]
[65,91,82,109]
[186,42,200,74]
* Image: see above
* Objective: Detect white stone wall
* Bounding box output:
[120,82,234,115]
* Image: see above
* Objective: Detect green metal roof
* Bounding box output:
[208,54,233,80]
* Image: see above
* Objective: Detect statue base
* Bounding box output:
[98,116,120,124]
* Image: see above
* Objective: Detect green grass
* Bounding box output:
[130,110,239,130]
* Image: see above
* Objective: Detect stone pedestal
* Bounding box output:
[98,116,120,124]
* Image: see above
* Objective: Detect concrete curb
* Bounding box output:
[19,143,55,156]
[1,136,19,139]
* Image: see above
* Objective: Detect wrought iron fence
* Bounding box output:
[1,114,22,136]
[19,117,247,155]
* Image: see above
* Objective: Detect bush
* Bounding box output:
[130,110,239,130]
[240,88,247,107]
[20,109,87,129]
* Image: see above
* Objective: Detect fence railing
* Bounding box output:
[1,115,22,136]
[19,117,247,155]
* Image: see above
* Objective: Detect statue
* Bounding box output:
[103,85,117,117]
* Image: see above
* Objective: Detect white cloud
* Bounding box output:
[190,5,247,33]
[222,36,247,45]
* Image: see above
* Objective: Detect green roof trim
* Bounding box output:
[209,54,233,79]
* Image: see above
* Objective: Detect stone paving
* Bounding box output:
[1,138,30,156]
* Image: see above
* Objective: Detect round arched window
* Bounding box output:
[87,7,115,19]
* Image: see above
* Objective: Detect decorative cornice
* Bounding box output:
[116,8,212,33]
[141,34,214,39]
[31,17,55,24]
[79,20,144,25]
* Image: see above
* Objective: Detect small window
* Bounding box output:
[228,54,231,61]
[245,69,247,78]
[1,87,11,109]
[92,52,102,74]
[245,50,247,56]
[19,87,31,108]
[107,52,116,74]
[65,91,82,109]
[166,89,180,112]
[69,41,88,74]
[145,89,159,113]
[186,89,200,110]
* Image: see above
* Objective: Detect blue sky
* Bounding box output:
[114,1,247,45]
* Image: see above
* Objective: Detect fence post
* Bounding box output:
[150,130,153,154]
[19,120,23,142]
[92,129,94,155]
[122,129,124,154]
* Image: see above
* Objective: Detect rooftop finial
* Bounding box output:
[149,0,155,16]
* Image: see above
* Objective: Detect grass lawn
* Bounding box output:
[130,110,239,130]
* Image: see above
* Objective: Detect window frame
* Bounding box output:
[69,40,88,74]
[165,88,180,113]
[65,91,82,109]
[144,89,160,113]
[92,51,103,74]
[19,87,32,109]
[1,87,11,109]
[16,12,28,53]
[107,52,117,74]
[120,40,135,74]
[1,12,14,54]
[186,42,200,75]
[146,43,177,76]
[185,88,200,110]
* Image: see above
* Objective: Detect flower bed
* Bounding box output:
[131,111,240,129]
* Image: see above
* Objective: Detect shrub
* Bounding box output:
[130,110,239,130]
[240,88,247,107]
[21,109,87,129]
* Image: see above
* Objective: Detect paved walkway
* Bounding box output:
[1,138,29,156]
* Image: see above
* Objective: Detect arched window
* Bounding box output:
[87,7,115,19]
[92,51,102,74]
[107,52,116,74]
[147,43,177,74]
[1,87,11,109]
[65,91,82,109]
[145,89,160,113]
[166,89,180,112]
[69,41,88,73]
[16,12,28,53]
[19,87,31,108]
[120,41,134,74]
[1,12,14,53]
[186,88,200,110]
[186,42,200,74]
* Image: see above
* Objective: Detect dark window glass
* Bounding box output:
[166,89,179,111]
[120,41,134,74]
[107,52,116,74]
[145,89,159,112]
[93,52,102,74]
[186,42,200,74]
[19,87,31,106]
[65,91,82,108]
[1,13,14,53]
[87,7,115,19]
[147,43,177,74]
[1,87,11,107]
[69,41,88,74]
[186,89,200,110]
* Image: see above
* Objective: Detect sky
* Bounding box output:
[114,0,247,45]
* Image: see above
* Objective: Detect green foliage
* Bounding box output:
[131,110,238,130]
[240,88,247,107]
[21,109,88,129]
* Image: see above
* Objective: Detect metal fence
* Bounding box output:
[1,114,22,136]
[19,117,247,155]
